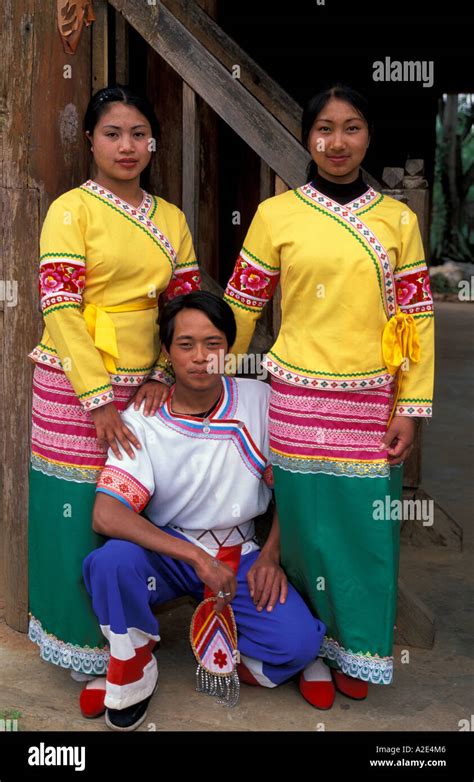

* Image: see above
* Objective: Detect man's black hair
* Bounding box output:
[158,291,237,351]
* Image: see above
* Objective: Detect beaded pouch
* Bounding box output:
[190,596,240,707]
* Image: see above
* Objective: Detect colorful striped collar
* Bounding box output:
[162,375,238,423]
[81,179,154,216]
[156,376,266,479]
[300,180,380,213]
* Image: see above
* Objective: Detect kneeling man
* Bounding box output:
[83,291,325,731]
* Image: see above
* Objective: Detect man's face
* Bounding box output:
[164,309,228,392]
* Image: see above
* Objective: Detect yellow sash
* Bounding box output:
[382,310,420,425]
[83,298,158,373]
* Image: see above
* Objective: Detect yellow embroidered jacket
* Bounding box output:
[224,183,434,417]
[29,180,200,410]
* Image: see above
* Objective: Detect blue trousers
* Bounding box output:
[83,528,325,709]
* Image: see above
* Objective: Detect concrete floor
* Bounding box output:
[1,302,472,732]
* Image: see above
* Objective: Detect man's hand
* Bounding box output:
[91,402,141,460]
[126,380,170,416]
[380,415,416,465]
[194,553,237,614]
[247,551,288,613]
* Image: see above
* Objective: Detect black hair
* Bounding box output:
[302,83,373,181]
[84,84,160,141]
[158,291,237,351]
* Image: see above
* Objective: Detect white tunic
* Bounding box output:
[96,376,273,551]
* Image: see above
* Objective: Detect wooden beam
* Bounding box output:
[269,176,288,340]
[107,0,310,187]
[0,153,5,611]
[2,1,35,188]
[146,46,183,207]
[182,83,199,240]
[162,0,302,140]
[192,0,219,279]
[92,0,109,94]
[115,7,129,84]
[259,160,274,203]
[196,95,219,278]
[255,161,275,340]
[2,188,40,632]
[1,0,92,632]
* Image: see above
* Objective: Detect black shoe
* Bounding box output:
[105,684,158,732]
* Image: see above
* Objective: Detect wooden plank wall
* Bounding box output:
[1,0,92,631]
[145,0,219,278]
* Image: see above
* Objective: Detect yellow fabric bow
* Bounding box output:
[382,310,421,426]
[382,310,420,376]
[83,299,158,373]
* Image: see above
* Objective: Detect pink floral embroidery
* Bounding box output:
[422,275,432,298]
[40,269,63,294]
[166,280,193,298]
[396,281,417,306]
[239,265,270,292]
[161,267,200,304]
[226,254,278,304]
[39,260,86,305]
[394,266,434,314]
[70,268,86,289]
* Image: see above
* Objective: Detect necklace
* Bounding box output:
[169,393,221,419]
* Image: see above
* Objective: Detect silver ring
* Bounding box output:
[217,591,232,598]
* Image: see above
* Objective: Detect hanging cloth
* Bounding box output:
[57,0,96,55]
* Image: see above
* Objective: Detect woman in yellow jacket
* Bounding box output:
[28,86,200,704]
[224,84,434,708]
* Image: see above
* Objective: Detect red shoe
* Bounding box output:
[299,659,335,710]
[332,670,368,700]
[79,677,107,718]
[237,661,261,686]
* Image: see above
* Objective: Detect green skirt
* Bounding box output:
[273,466,403,684]
[269,375,404,685]
[28,364,135,674]
[28,467,109,673]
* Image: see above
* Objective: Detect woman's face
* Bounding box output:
[307,97,370,184]
[86,102,154,184]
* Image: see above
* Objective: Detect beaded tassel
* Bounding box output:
[195,664,240,708]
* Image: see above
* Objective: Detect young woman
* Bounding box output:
[27,86,200,706]
[224,84,434,708]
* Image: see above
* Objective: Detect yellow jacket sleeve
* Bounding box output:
[224,204,281,356]
[393,208,435,417]
[39,195,114,409]
[150,208,201,385]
